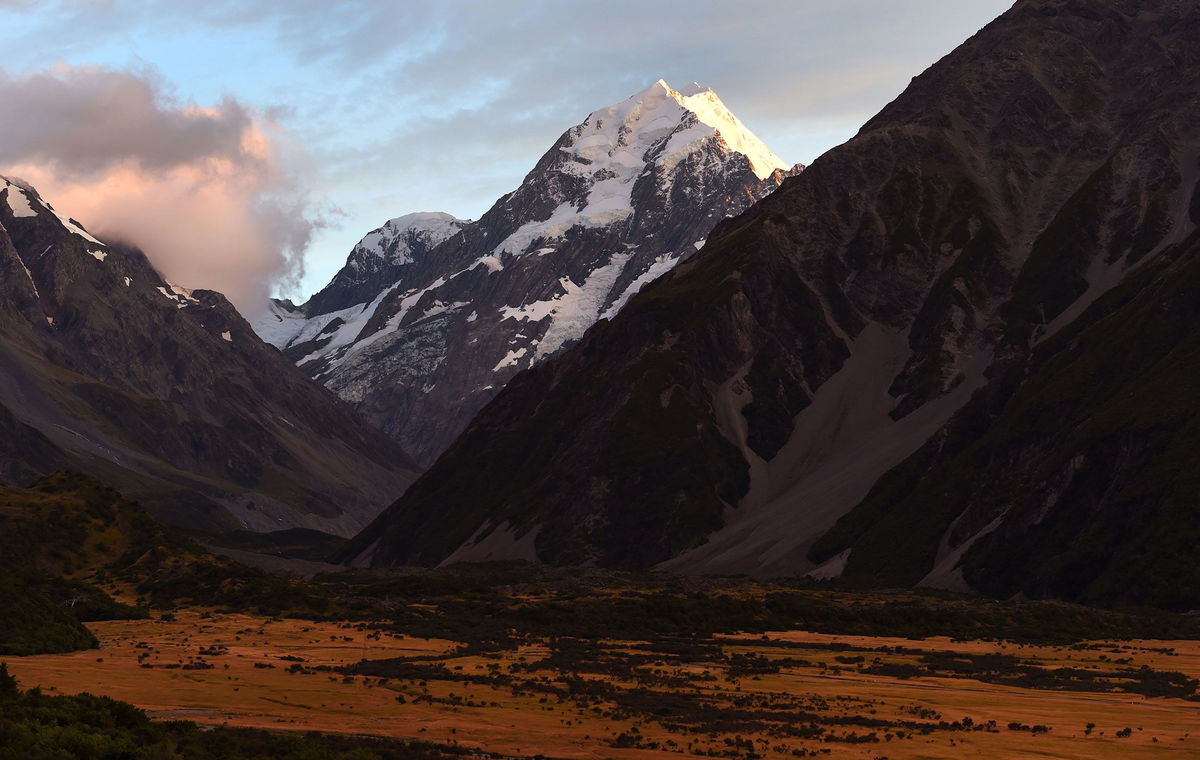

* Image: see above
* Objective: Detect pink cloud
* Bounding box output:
[0,65,316,314]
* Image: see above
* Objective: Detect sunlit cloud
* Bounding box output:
[0,64,317,314]
[0,1,1014,301]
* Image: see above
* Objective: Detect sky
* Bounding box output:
[0,0,1013,312]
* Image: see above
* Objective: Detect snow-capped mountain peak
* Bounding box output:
[254,79,802,466]
[493,80,788,258]
[571,79,787,182]
[351,212,470,269]
[266,209,472,331]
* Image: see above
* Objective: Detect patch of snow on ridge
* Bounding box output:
[327,277,449,368]
[253,300,311,348]
[599,253,681,321]
[49,207,104,246]
[2,178,36,217]
[493,201,586,257]
[499,253,630,360]
[89,249,107,261]
[167,282,198,302]
[156,282,199,309]
[472,255,504,273]
[493,346,529,371]
[2,177,106,245]
[413,299,470,324]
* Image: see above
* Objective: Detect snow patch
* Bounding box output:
[2,178,36,217]
[327,276,450,368]
[472,255,504,273]
[156,282,199,309]
[89,249,107,262]
[499,252,630,360]
[492,346,528,371]
[220,330,232,342]
[599,253,681,320]
[17,258,39,299]
[413,299,469,323]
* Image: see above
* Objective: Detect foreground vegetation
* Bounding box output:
[4,471,1200,758]
[10,611,1200,760]
[0,664,481,760]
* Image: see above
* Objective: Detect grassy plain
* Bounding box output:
[9,609,1200,760]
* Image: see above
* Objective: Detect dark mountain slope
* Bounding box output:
[815,221,1200,609]
[0,178,418,535]
[339,0,1200,608]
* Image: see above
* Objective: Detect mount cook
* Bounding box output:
[254,80,802,466]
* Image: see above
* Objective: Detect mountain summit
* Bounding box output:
[254,80,801,465]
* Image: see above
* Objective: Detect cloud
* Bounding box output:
[0,64,316,314]
[0,1,1014,299]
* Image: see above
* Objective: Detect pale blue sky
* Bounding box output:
[0,1,1013,301]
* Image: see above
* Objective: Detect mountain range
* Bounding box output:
[3,0,1196,613]
[254,80,801,466]
[336,0,1200,610]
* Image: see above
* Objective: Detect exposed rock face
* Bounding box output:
[255,80,800,466]
[337,0,1200,609]
[0,177,418,535]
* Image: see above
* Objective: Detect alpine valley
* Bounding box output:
[5,3,1200,759]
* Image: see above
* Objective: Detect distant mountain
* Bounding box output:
[254,80,801,465]
[0,176,417,536]
[337,0,1200,610]
[256,212,471,349]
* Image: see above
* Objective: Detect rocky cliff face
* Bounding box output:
[255,80,800,466]
[338,0,1200,609]
[0,177,418,535]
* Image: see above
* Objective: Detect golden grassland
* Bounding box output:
[8,609,1200,760]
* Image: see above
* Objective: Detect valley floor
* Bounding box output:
[8,609,1200,759]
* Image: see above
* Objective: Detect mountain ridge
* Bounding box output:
[0,176,419,536]
[256,79,802,466]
